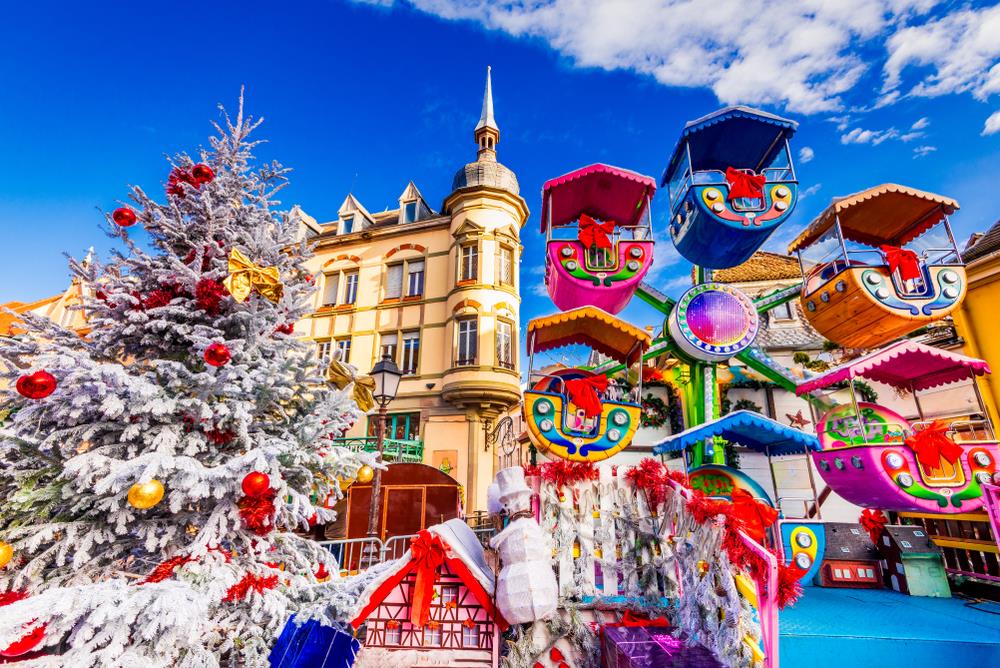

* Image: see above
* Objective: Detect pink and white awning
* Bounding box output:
[796,340,990,395]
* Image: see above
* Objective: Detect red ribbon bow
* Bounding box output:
[730,488,778,544]
[880,245,922,281]
[565,375,609,417]
[409,530,447,627]
[905,419,962,472]
[725,167,766,201]
[578,213,615,250]
[859,508,888,544]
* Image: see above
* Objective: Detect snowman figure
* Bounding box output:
[489,467,558,624]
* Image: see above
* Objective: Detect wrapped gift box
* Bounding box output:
[601,625,723,668]
[269,615,359,668]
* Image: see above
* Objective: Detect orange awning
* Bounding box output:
[527,306,651,366]
[788,184,959,253]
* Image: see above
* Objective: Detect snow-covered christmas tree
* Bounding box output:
[0,97,375,666]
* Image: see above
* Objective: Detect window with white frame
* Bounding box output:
[336,338,352,363]
[403,201,418,224]
[344,271,359,305]
[401,331,420,375]
[380,333,398,362]
[460,244,478,282]
[462,624,480,648]
[456,318,478,366]
[498,246,514,286]
[385,264,404,300]
[770,301,794,321]
[496,320,514,370]
[317,341,332,361]
[423,626,441,646]
[341,216,354,234]
[440,585,458,605]
[322,274,339,306]
[407,259,425,297]
[385,625,401,645]
[865,568,874,578]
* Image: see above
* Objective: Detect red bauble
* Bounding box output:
[315,563,328,579]
[191,163,215,184]
[16,371,57,400]
[241,472,271,497]
[204,342,231,367]
[275,322,295,335]
[1,623,45,657]
[112,207,137,227]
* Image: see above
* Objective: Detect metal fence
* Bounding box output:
[318,526,497,575]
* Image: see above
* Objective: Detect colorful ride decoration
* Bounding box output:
[662,106,798,269]
[653,410,819,509]
[797,341,999,513]
[541,164,656,314]
[778,521,825,586]
[668,282,761,362]
[524,307,650,462]
[788,184,965,349]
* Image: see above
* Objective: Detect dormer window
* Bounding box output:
[342,216,354,234]
[403,201,418,224]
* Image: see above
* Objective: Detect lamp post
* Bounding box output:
[366,354,402,541]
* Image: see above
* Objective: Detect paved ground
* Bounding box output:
[780,587,1000,666]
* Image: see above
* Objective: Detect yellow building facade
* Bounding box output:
[293,69,528,512]
[952,224,1000,426]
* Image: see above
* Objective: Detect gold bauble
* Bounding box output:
[127,480,165,510]
[356,465,374,484]
[0,541,13,568]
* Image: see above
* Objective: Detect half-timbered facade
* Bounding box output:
[351,519,506,667]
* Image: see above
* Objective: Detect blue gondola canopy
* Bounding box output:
[663,106,798,185]
[652,410,819,457]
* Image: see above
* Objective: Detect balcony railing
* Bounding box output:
[330,437,424,463]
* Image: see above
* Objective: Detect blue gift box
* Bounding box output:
[269,615,360,668]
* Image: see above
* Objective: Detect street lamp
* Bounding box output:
[366,354,402,540]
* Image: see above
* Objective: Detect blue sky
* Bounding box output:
[1,0,999,350]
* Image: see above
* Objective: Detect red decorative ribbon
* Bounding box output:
[409,530,447,627]
[880,245,922,281]
[565,375,609,417]
[578,214,615,250]
[223,573,279,603]
[725,167,766,200]
[619,609,671,628]
[905,419,962,472]
[859,508,889,544]
[730,488,779,545]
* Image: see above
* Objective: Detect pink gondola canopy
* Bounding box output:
[541,163,656,232]
[796,340,991,395]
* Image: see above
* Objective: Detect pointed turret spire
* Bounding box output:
[474,66,500,159]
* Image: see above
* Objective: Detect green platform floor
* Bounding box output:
[780,587,1000,666]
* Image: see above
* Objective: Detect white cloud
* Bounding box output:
[984,110,1000,136]
[841,127,899,145]
[899,131,924,142]
[798,146,815,163]
[911,116,930,130]
[827,115,852,130]
[799,183,823,200]
[528,280,550,298]
[385,0,945,114]
[882,4,1000,101]
[912,145,937,158]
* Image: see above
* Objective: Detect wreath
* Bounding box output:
[642,393,670,428]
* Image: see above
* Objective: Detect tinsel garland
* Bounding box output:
[222,573,279,603]
[194,278,229,315]
[140,555,195,584]
[526,461,598,490]
[624,458,671,512]
[238,490,277,536]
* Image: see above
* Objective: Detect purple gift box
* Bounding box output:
[601,625,723,668]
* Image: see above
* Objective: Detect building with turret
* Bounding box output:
[295,68,528,513]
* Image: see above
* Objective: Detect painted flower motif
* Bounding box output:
[386,620,401,630]
[445,601,458,609]
[462,618,476,629]
[426,620,440,630]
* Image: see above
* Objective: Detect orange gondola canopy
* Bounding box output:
[527,306,651,367]
[788,183,959,253]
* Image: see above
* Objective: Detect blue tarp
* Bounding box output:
[652,410,819,457]
[663,106,798,182]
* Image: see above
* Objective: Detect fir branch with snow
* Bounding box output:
[0,96,374,667]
